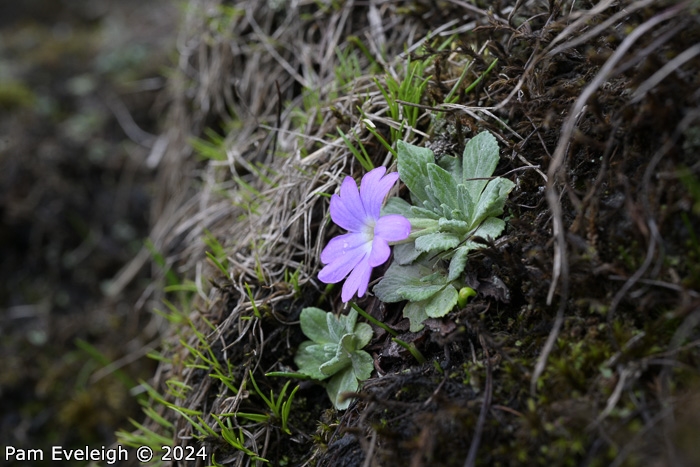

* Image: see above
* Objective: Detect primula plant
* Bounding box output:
[374,131,514,331]
[294,307,374,410]
[318,166,410,302]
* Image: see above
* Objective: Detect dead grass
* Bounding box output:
[133,1,700,466]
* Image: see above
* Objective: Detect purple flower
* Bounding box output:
[318,166,411,302]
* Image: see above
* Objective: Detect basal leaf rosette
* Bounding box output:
[374,131,514,330]
[294,307,374,410]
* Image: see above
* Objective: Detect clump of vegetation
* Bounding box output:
[119,1,700,466]
[376,131,514,331]
[295,307,374,410]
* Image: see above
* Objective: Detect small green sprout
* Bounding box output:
[294,307,374,410]
[242,372,299,435]
[458,287,477,308]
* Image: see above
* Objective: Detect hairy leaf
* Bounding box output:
[374,263,413,302]
[393,242,422,265]
[295,307,375,410]
[326,310,348,343]
[295,342,337,380]
[397,140,435,206]
[403,300,430,332]
[353,322,373,349]
[372,131,514,333]
[471,177,515,227]
[415,231,460,253]
[326,366,359,410]
[462,131,500,202]
[448,245,471,281]
[340,309,359,336]
[319,344,352,376]
[299,307,335,344]
[409,205,441,220]
[398,282,449,302]
[472,216,507,242]
[382,196,413,217]
[350,350,374,381]
[438,217,470,235]
[374,261,444,302]
[437,153,461,176]
[456,184,475,225]
[425,285,459,318]
[427,163,459,210]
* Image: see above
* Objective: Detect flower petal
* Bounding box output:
[375,214,411,242]
[330,176,367,231]
[341,256,372,302]
[320,232,369,264]
[318,238,370,284]
[367,235,390,267]
[360,167,399,219]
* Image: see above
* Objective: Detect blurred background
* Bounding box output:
[0,0,177,460]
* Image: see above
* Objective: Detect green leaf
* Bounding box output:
[393,242,422,265]
[374,261,441,302]
[326,310,348,343]
[439,203,456,219]
[382,196,413,217]
[427,163,459,210]
[437,153,461,176]
[422,187,441,212]
[326,366,359,410]
[470,177,515,227]
[294,342,337,380]
[403,300,430,332]
[410,205,441,220]
[350,350,374,381]
[438,217,470,235]
[462,131,500,202]
[299,307,334,344]
[353,322,373,349]
[397,140,435,206]
[448,208,469,223]
[339,333,359,354]
[339,309,359,336]
[295,306,375,410]
[402,283,459,332]
[472,216,507,241]
[425,285,459,318]
[448,245,471,281]
[398,283,448,302]
[319,337,352,376]
[456,184,475,224]
[374,262,416,302]
[415,232,460,253]
[420,270,449,283]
